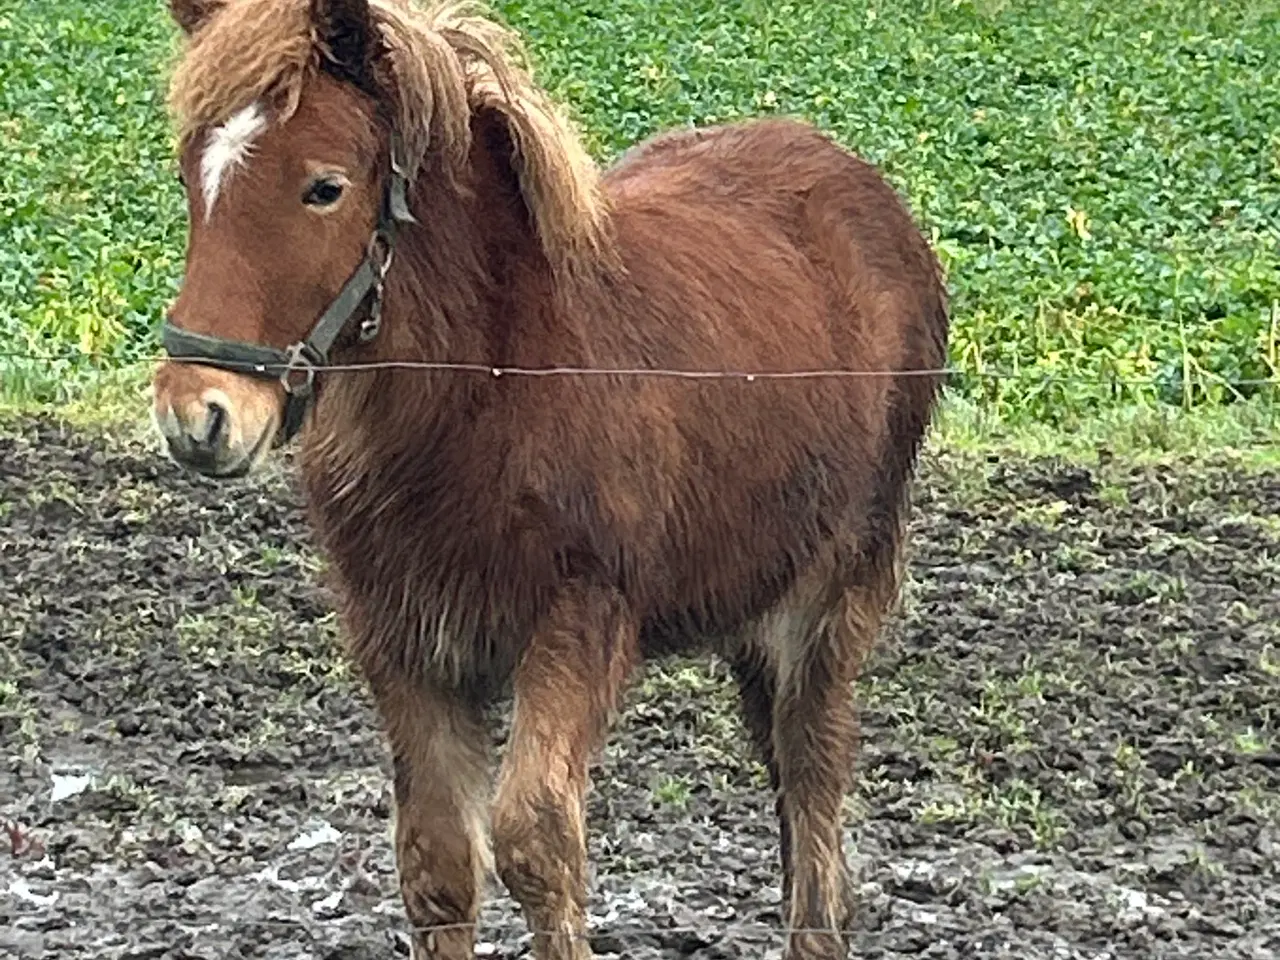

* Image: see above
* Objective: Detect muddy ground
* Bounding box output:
[1,415,1278,959]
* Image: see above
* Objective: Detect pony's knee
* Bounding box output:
[492,787,584,908]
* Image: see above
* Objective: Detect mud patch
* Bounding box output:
[2,417,1278,958]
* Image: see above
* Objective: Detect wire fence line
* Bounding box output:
[253,917,844,940]
[7,909,863,944]
[2,347,1279,389]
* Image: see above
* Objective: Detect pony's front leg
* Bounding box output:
[371,671,492,960]
[492,584,638,960]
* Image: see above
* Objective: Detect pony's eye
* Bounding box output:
[303,178,346,207]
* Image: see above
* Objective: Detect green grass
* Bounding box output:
[2,0,1278,430]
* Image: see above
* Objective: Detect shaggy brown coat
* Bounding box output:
[156,2,949,958]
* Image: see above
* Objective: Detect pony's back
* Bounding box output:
[505,116,950,651]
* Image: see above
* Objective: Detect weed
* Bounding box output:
[1098,484,1130,507]
[1233,728,1267,755]
[653,774,693,808]
[1260,646,1280,679]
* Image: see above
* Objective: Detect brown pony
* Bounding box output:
[150,1,949,957]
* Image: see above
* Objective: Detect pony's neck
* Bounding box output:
[307,109,562,457]
[392,106,560,367]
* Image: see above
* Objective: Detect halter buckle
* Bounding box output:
[368,231,394,281]
[359,302,383,343]
[360,231,394,342]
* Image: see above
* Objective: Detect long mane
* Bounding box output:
[167,0,611,266]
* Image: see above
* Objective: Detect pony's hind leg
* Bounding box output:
[730,647,792,901]
[772,633,862,960]
[752,555,898,960]
[371,672,492,960]
[491,584,638,960]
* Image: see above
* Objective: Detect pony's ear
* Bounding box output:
[169,0,223,35]
[311,0,377,87]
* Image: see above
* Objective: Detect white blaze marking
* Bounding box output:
[200,102,267,216]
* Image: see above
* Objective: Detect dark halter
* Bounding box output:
[160,140,417,444]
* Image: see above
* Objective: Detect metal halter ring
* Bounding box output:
[279,342,319,396]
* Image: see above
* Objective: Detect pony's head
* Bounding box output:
[152,0,608,477]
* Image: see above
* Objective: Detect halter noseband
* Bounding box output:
[160,139,417,444]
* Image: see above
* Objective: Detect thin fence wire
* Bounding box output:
[2,347,1279,389]
[7,908,861,944]
[246,916,846,940]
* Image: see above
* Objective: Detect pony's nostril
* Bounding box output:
[202,401,228,449]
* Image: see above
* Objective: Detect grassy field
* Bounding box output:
[1,0,1278,432]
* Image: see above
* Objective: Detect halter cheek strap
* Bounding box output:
[160,138,417,445]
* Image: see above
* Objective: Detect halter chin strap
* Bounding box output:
[160,138,417,444]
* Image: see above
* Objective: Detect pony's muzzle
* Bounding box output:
[183,397,226,458]
[152,367,280,478]
[156,394,230,474]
